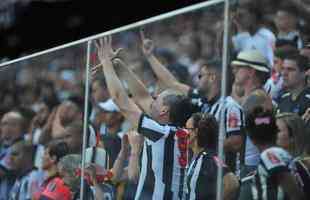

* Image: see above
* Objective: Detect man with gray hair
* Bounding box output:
[0,111,26,200]
[57,154,82,197]
[96,36,198,200]
[58,154,115,200]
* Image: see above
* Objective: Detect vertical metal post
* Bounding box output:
[80,40,92,199]
[216,0,230,200]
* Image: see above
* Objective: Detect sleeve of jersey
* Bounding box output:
[137,114,172,142]
[225,106,243,137]
[260,148,290,176]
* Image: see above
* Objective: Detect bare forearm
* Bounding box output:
[147,55,189,94]
[128,151,140,182]
[116,60,153,114]
[102,61,141,127]
[111,150,128,181]
[104,61,129,107]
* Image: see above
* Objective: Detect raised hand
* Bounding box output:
[140,29,155,57]
[127,130,144,154]
[94,35,123,73]
[231,10,246,33]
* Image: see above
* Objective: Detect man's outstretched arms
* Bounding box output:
[114,58,153,115]
[95,36,142,128]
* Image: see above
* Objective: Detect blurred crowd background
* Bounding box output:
[0,0,310,199]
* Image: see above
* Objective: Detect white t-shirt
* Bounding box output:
[232,27,276,67]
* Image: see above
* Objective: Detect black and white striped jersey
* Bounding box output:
[208,96,244,136]
[241,147,292,200]
[185,150,228,200]
[189,88,244,137]
[135,114,188,200]
[9,169,42,200]
[209,96,245,173]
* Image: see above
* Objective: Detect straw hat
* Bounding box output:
[231,50,270,73]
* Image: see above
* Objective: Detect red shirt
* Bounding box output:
[36,176,72,200]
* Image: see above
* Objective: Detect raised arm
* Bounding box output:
[140,30,190,94]
[111,134,130,182]
[114,58,153,115]
[38,108,57,145]
[95,36,142,128]
[127,130,143,182]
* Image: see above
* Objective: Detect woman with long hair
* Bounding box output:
[276,112,310,199]
[185,112,239,200]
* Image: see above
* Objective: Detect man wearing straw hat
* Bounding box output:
[231,49,272,178]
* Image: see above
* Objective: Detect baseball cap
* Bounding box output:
[97,98,120,112]
[231,50,270,73]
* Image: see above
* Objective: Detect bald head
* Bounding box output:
[1,111,25,146]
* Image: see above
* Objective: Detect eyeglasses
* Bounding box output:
[185,127,195,131]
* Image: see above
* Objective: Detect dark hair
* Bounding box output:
[275,39,298,49]
[154,48,176,64]
[191,112,218,150]
[237,2,262,35]
[67,95,92,118]
[39,79,60,110]
[283,53,309,72]
[202,58,223,73]
[13,141,36,163]
[166,94,200,127]
[168,63,191,85]
[277,3,299,18]
[274,48,299,60]
[47,140,69,162]
[245,107,278,145]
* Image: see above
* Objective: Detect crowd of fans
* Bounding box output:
[0,0,310,199]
